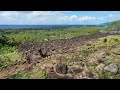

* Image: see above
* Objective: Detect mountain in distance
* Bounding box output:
[98,20,120,27]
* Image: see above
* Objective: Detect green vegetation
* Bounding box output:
[0,26,100,65]
[1,22,120,79]
[80,35,120,79]
[0,27,100,44]
[105,21,120,31]
[0,26,101,78]
[13,68,46,79]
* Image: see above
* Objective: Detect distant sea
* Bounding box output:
[0,25,84,30]
[0,25,99,30]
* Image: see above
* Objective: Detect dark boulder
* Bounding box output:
[47,72,61,79]
[86,72,94,78]
[105,52,111,56]
[103,38,107,43]
[68,67,83,74]
[86,43,91,46]
[55,64,68,74]
[38,49,48,58]
[114,38,119,42]
[26,55,31,64]
[97,58,105,63]
[117,69,120,74]
[47,72,73,79]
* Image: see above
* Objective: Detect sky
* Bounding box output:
[0,11,120,25]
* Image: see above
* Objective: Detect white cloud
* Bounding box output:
[109,14,120,18]
[78,16,96,21]
[0,11,98,24]
[97,17,105,21]
[59,15,96,22]
[0,11,119,25]
[69,15,78,21]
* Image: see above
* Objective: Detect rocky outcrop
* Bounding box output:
[104,63,118,73]
[55,64,68,74]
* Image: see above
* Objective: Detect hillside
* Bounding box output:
[105,20,120,31]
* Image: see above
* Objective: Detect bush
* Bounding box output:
[0,35,9,46]
[0,35,18,46]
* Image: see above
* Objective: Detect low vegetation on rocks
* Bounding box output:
[1,21,120,79]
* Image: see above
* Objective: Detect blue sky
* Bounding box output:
[0,11,120,25]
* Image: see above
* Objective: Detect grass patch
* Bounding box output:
[13,68,46,79]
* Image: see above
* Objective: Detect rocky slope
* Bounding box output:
[1,33,120,79]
